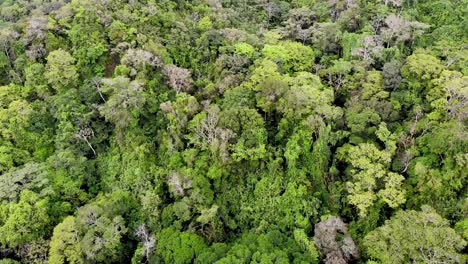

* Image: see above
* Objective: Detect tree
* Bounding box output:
[188,104,235,162]
[0,259,20,264]
[98,77,145,140]
[320,59,353,92]
[282,7,317,42]
[382,60,402,90]
[24,16,48,61]
[75,125,96,156]
[249,58,283,88]
[337,124,406,216]
[0,162,48,202]
[45,49,79,91]
[345,70,398,142]
[0,0,467,263]
[254,77,288,113]
[65,3,108,77]
[233,42,256,59]
[195,243,230,263]
[214,230,317,263]
[364,206,467,264]
[49,192,135,263]
[0,190,50,248]
[24,63,49,97]
[121,49,162,78]
[335,3,361,31]
[48,216,83,264]
[294,229,319,262]
[351,36,384,67]
[0,96,37,173]
[0,29,21,84]
[219,107,267,162]
[401,52,443,93]
[279,72,339,120]
[160,93,200,151]
[77,206,127,263]
[262,41,315,73]
[313,216,359,264]
[163,64,193,93]
[311,22,342,53]
[380,14,429,47]
[237,174,320,232]
[18,238,50,264]
[157,227,207,264]
[427,70,468,122]
[263,2,280,27]
[134,224,155,262]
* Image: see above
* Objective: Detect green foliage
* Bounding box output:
[401,52,444,93]
[234,42,256,59]
[157,227,207,264]
[0,0,466,263]
[0,190,50,247]
[293,229,319,262]
[0,162,49,202]
[45,49,78,91]
[280,72,339,119]
[48,191,135,263]
[197,16,213,31]
[364,206,467,264]
[338,124,406,216]
[49,216,83,264]
[98,77,145,140]
[262,41,315,73]
[0,260,20,264]
[213,230,317,263]
[341,32,361,60]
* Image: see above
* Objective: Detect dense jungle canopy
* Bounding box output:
[0,0,467,263]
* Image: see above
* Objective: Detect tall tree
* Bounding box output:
[364,206,467,264]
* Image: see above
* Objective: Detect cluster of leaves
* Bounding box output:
[0,0,466,263]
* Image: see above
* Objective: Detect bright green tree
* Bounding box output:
[45,49,79,91]
[364,206,467,264]
[0,190,50,247]
[338,124,406,216]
